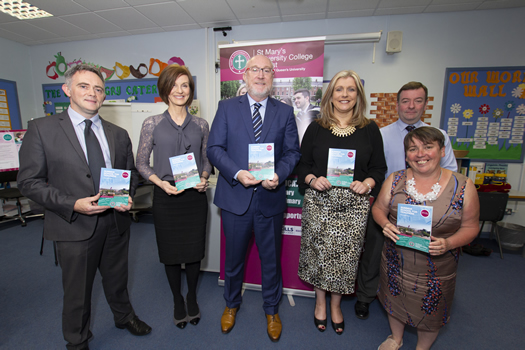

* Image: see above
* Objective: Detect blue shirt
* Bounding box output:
[380,119,457,177]
[67,107,112,169]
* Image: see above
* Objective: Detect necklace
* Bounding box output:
[405,169,442,203]
[330,124,356,137]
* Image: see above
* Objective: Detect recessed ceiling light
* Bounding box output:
[0,0,53,20]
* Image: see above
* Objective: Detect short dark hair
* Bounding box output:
[64,64,105,87]
[157,64,194,107]
[294,89,310,99]
[404,126,445,152]
[397,81,428,103]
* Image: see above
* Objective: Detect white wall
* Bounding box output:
[5,7,524,229]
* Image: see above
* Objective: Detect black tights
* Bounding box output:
[164,261,201,318]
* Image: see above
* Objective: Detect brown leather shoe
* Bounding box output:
[266,313,282,342]
[221,306,239,334]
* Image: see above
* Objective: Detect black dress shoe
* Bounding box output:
[116,315,152,336]
[354,301,370,320]
[331,319,344,335]
[314,317,327,332]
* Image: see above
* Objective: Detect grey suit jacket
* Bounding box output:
[17,111,138,242]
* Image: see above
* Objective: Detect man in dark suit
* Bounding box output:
[293,89,319,144]
[18,64,151,350]
[207,55,300,342]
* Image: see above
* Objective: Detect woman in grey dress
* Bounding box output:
[136,65,211,329]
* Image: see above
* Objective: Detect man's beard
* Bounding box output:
[247,84,272,100]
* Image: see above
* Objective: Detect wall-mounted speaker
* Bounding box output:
[386,31,403,54]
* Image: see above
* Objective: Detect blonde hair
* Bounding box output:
[318,70,370,129]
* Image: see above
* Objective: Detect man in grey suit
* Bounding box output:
[18,64,151,350]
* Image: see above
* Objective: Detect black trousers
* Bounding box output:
[356,205,384,304]
[56,212,135,350]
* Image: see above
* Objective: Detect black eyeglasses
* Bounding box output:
[247,67,274,75]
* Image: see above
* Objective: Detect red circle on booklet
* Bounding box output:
[267,145,273,151]
[122,172,129,178]
[348,151,354,157]
[188,155,193,160]
[421,209,430,218]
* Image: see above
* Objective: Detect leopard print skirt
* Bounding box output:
[298,187,370,294]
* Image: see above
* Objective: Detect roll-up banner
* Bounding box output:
[218,38,324,295]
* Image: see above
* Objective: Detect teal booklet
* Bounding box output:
[169,152,201,190]
[327,148,355,187]
[98,168,131,207]
[249,143,275,180]
[396,203,433,253]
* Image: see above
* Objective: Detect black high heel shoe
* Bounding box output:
[187,294,200,325]
[314,317,327,332]
[331,319,345,335]
[174,301,188,329]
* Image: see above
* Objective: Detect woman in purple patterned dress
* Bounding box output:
[372,127,479,350]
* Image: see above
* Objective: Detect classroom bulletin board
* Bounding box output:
[0,79,22,130]
[440,66,525,162]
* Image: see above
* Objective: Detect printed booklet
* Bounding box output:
[249,143,274,180]
[169,152,200,190]
[98,168,131,207]
[327,148,356,187]
[396,203,433,253]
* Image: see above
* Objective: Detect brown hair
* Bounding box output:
[397,81,428,103]
[157,64,194,107]
[318,70,370,129]
[404,126,445,152]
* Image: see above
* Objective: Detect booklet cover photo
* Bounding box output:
[327,148,356,187]
[98,168,131,207]
[169,152,201,190]
[249,143,274,180]
[396,203,433,253]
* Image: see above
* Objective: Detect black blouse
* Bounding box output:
[296,120,387,197]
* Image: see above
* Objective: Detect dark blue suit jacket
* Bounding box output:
[207,95,300,217]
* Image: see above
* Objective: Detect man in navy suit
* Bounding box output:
[207,55,300,342]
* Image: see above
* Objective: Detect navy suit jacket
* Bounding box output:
[17,111,138,242]
[207,95,300,217]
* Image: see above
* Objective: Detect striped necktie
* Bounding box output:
[252,102,262,142]
[406,125,416,132]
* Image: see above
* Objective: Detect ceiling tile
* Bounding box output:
[28,0,90,16]
[162,23,202,31]
[96,31,131,38]
[327,9,376,19]
[74,0,131,11]
[281,13,326,22]
[29,17,90,37]
[0,22,59,40]
[0,28,31,42]
[0,11,20,24]
[61,13,123,33]
[374,6,427,15]
[199,19,241,27]
[239,16,282,25]
[127,27,165,35]
[65,33,103,41]
[425,3,480,12]
[95,7,158,30]
[477,0,525,10]
[378,0,431,8]
[430,0,482,4]
[225,0,280,18]
[176,0,237,23]
[135,2,195,26]
[279,0,327,16]
[123,0,170,5]
[37,37,73,44]
[329,0,380,12]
